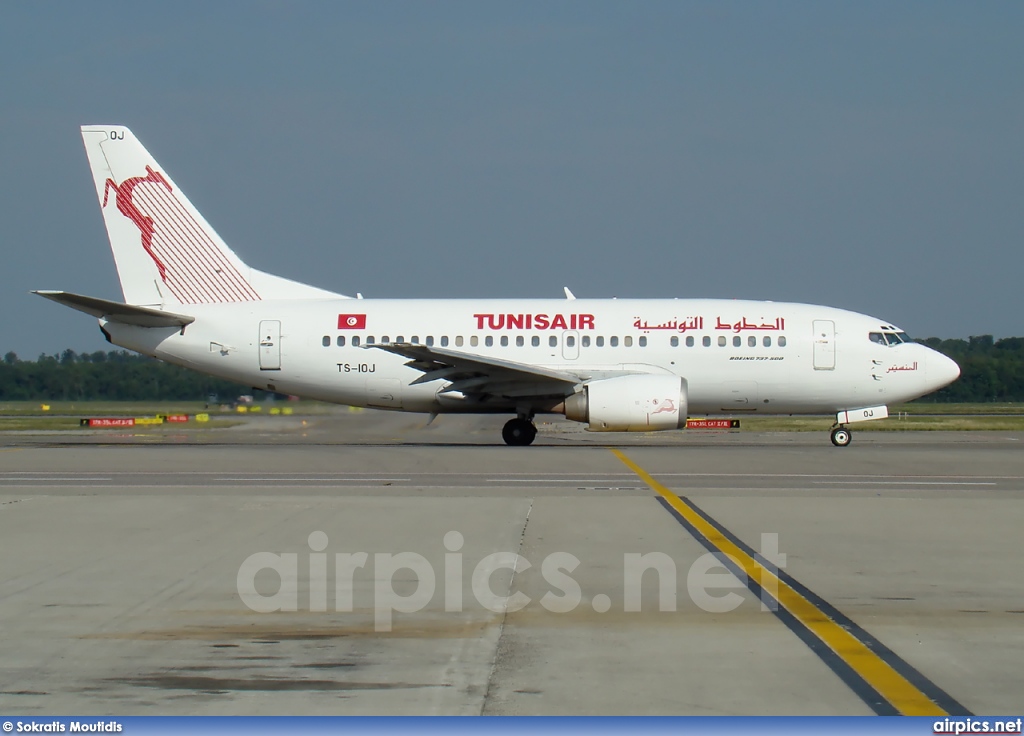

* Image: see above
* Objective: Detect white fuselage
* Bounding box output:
[101,297,959,417]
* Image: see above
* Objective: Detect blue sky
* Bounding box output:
[1,2,1021,358]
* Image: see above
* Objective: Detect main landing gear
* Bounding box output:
[830,425,852,447]
[502,416,537,446]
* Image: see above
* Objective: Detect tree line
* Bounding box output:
[0,336,1021,403]
[0,350,250,402]
[916,336,1024,402]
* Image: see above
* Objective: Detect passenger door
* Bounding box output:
[259,320,281,370]
[812,320,835,370]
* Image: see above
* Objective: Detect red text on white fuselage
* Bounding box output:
[473,313,596,330]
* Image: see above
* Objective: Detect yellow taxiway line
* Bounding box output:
[611,447,958,716]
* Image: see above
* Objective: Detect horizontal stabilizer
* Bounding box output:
[33,291,195,328]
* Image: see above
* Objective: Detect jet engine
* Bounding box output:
[562,375,688,431]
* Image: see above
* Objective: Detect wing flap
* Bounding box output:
[33,291,195,328]
[370,342,581,399]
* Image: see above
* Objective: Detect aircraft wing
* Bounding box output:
[369,343,582,400]
[33,291,195,328]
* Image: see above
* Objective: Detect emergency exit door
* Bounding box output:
[562,330,580,360]
[812,320,835,370]
[259,320,281,370]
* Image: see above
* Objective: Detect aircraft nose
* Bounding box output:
[930,351,961,389]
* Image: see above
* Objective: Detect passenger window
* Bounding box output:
[566,335,575,347]
[703,336,711,347]
[471,336,479,347]
[670,336,679,347]
[732,336,741,347]
[686,336,695,347]
[549,336,558,347]
[517,336,525,347]
[763,336,771,347]
[396,336,404,344]
[779,336,787,347]
[639,336,647,347]
[412,336,420,344]
[501,336,509,347]
[381,336,390,344]
[718,336,726,347]
[455,336,464,347]
[485,336,493,347]
[532,336,540,347]
[610,336,619,347]
[440,336,449,347]
[425,336,434,347]
[596,336,605,347]
[623,336,632,347]
[337,336,346,347]
[322,336,330,347]
[581,336,590,347]
[367,336,376,345]
[352,336,360,347]
[748,336,756,347]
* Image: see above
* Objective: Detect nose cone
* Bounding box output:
[930,351,961,390]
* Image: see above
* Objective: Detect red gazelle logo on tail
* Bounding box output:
[103,166,171,283]
[102,167,260,304]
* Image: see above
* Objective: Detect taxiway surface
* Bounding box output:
[1,412,1022,715]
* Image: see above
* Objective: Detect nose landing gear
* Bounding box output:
[502,416,538,446]
[830,425,852,447]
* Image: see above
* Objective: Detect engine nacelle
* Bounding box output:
[563,374,688,432]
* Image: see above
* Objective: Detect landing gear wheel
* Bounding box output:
[830,426,852,447]
[502,418,537,446]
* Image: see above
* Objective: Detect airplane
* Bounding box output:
[34,126,960,447]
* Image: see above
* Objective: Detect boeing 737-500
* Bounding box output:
[35,126,960,446]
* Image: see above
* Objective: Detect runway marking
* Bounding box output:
[486,478,642,483]
[0,477,112,482]
[0,484,413,489]
[638,472,1022,481]
[813,481,997,486]
[1,470,1021,480]
[214,477,411,482]
[610,447,971,717]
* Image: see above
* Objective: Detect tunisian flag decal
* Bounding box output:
[338,314,367,329]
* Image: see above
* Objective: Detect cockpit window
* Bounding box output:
[870,331,912,346]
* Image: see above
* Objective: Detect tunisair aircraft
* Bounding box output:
[35,126,960,446]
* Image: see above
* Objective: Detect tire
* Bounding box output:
[830,427,852,447]
[502,418,537,446]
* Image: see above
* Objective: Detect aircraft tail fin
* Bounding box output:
[80,126,344,306]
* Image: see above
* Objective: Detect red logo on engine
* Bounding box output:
[650,399,676,415]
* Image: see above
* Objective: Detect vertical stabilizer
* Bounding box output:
[82,126,264,306]
[82,126,346,305]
